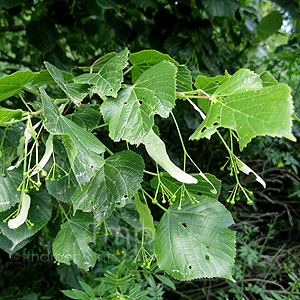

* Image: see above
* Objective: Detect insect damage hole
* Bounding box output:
[181,222,187,228]
[205,255,210,261]
[188,265,192,269]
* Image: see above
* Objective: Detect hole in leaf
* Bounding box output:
[197,192,203,196]
[200,127,206,133]
[206,245,210,249]
[205,255,210,261]
[139,101,142,105]
[182,222,187,228]
[188,265,192,269]
[212,122,219,126]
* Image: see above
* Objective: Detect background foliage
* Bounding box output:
[1,0,300,299]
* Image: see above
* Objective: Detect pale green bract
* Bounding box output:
[8,193,31,229]
[141,129,197,184]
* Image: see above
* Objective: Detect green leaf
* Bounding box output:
[44,62,89,105]
[101,61,177,144]
[259,71,279,87]
[154,274,176,290]
[31,69,74,86]
[213,69,262,96]
[67,105,101,131]
[150,173,221,201]
[0,168,23,212]
[74,48,129,98]
[95,0,119,10]
[52,212,97,271]
[134,193,155,239]
[0,0,26,9]
[258,11,283,37]
[202,0,239,17]
[41,89,105,184]
[0,234,33,256]
[0,108,23,126]
[0,190,52,250]
[72,150,144,223]
[191,70,296,150]
[154,197,236,281]
[129,49,192,92]
[79,280,95,298]
[0,71,35,102]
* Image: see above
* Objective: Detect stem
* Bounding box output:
[141,188,168,212]
[1,126,9,175]
[144,170,157,176]
[19,93,33,113]
[57,200,70,221]
[123,66,133,76]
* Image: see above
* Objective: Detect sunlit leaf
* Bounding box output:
[0,71,35,102]
[191,69,296,150]
[0,107,23,126]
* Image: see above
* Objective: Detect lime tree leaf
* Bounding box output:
[0,123,25,165]
[129,49,192,92]
[150,173,221,201]
[72,150,144,224]
[213,69,262,96]
[74,48,129,98]
[67,105,101,131]
[202,0,239,17]
[31,69,74,86]
[0,108,23,125]
[44,62,89,105]
[41,89,105,184]
[0,71,36,102]
[190,69,296,150]
[52,212,97,271]
[101,61,177,144]
[0,168,23,212]
[0,234,33,256]
[258,11,283,37]
[259,71,279,87]
[134,193,155,239]
[154,197,236,281]
[0,190,52,250]
[195,73,230,114]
